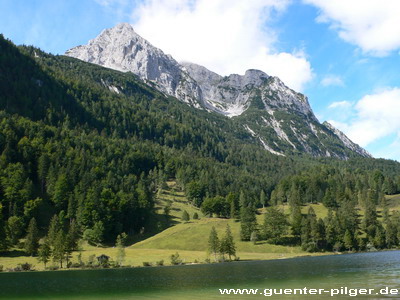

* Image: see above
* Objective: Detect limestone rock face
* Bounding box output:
[66,23,203,107]
[66,23,371,158]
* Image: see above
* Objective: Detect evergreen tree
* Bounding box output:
[193,212,199,220]
[374,225,386,249]
[24,217,39,255]
[226,192,237,219]
[47,214,60,246]
[66,219,80,252]
[37,239,51,268]
[263,207,288,243]
[52,173,70,209]
[208,226,220,261]
[385,219,397,248]
[220,224,236,260]
[239,190,247,208]
[363,200,378,239]
[322,188,337,208]
[92,221,104,246]
[52,230,66,268]
[343,229,354,251]
[240,204,257,241]
[181,210,190,222]
[324,209,339,250]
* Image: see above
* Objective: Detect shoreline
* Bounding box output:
[2,247,399,274]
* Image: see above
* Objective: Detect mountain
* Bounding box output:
[66,23,203,108]
[1,33,400,249]
[66,23,370,159]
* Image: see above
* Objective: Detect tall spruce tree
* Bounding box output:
[52,230,66,268]
[37,239,51,268]
[263,207,288,243]
[240,204,257,241]
[24,218,39,255]
[208,226,220,261]
[220,224,236,260]
[47,214,60,246]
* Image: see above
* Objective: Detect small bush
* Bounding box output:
[181,210,190,222]
[142,262,152,267]
[156,260,164,266]
[47,265,59,271]
[193,212,199,220]
[170,252,183,265]
[14,263,34,271]
[70,263,82,269]
[0,265,3,272]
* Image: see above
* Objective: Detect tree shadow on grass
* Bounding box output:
[0,250,27,257]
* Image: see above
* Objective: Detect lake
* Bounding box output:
[1,251,400,299]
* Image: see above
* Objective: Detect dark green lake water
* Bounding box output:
[1,251,400,299]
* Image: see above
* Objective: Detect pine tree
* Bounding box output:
[37,239,51,268]
[52,230,66,268]
[220,224,236,260]
[385,219,397,248]
[47,214,60,246]
[374,226,385,249]
[193,212,199,220]
[240,204,257,241]
[324,209,338,250]
[263,207,288,243]
[24,218,39,255]
[65,220,79,267]
[208,226,220,261]
[343,229,354,251]
[66,219,79,252]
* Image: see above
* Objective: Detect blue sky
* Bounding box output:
[1,0,400,161]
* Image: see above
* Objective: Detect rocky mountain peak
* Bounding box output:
[66,23,203,107]
[65,23,371,158]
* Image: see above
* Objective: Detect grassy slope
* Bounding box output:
[2,182,400,271]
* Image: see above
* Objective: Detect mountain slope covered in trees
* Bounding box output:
[1,34,400,260]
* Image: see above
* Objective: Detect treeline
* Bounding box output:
[198,165,400,253]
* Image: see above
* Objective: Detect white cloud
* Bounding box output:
[304,0,400,56]
[131,0,313,91]
[331,88,400,147]
[328,100,350,109]
[321,75,344,87]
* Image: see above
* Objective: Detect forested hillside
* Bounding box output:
[1,34,400,257]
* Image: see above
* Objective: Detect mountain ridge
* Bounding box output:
[65,23,370,159]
